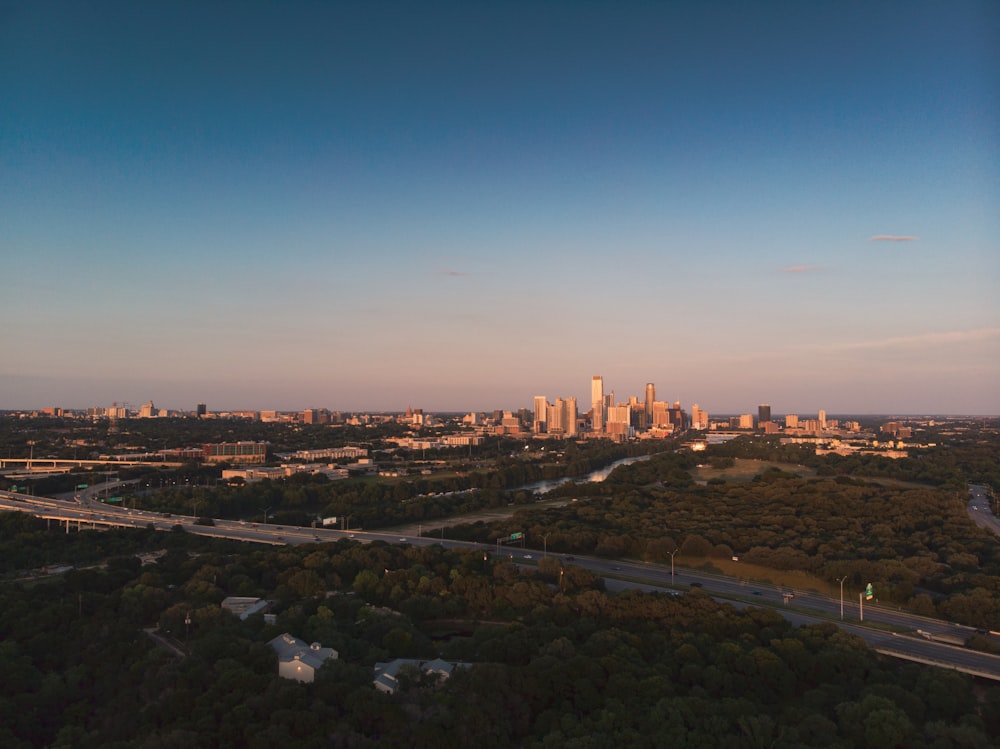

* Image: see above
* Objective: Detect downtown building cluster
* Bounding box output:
[526,376,691,442]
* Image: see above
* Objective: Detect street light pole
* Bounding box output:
[543,534,549,559]
[837,576,846,620]
[668,549,678,584]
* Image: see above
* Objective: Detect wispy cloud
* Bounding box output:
[870,234,919,242]
[437,269,469,277]
[782,265,815,273]
[804,328,1000,352]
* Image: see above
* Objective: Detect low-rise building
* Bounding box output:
[221,597,270,621]
[269,633,338,683]
[373,658,467,695]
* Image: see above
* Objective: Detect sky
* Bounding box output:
[1,1,998,415]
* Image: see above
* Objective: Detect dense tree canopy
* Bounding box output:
[1,520,997,748]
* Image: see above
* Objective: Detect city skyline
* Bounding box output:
[2,3,998,414]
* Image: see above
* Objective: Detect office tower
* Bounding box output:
[758,404,771,427]
[739,413,754,429]
[668,401,686,430]
[534,396,548,433]
[652,401,672,429]
[547,402,560,434]
[785,414,799,429]
[690,404,708,430]
[196,403,207,418]
[591,376,604,433]
[644,383,656,427]
[501,411,521,434]
[818,410,827,430]
[606,403,632,440]
[562,397,578,437]
[629,396,647,430]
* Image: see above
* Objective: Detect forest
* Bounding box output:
[1,514,998,748]
[450,448,1000,629]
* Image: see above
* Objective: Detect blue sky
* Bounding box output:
[2,1,998,414]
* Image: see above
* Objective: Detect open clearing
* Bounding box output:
[679,555,838,597]
[690,458,815,483]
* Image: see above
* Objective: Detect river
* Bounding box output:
[520,454,653,494]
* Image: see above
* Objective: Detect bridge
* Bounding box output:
[0,458,185,470]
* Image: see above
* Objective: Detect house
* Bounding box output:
[269,633,338,683]
[221,597,270,621]
[372,658,467,695]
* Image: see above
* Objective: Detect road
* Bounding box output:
[3,489,1000,681]
[967,483,1000,535]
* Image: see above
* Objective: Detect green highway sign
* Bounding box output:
[77,484,88,489]
[865,583,873,600]
[510,532,523,541]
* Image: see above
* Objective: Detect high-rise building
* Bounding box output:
[533,396,548,433]
[818,410,827,430]
[785,414,799,429]
[669,401,687,430]
[591,376,604,433]
[606,403,633,440]
[628,396,647,430]
[302,408,330,425]
[758,404,771,427]
[652,401,673,429]
[549,397,579,437]
[644,383,656,428]
[196,403,207,418]
[690,404,708,430]
[563,397,579,437]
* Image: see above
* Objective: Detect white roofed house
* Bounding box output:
[269,633,338,683]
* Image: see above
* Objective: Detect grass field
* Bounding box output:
[689,458,815,483]
[678,555,838,596]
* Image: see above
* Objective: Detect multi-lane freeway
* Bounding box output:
[3,488,1000,681]
[968,483,1000,535]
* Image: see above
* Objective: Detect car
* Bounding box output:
[523,554,533,559]
[690,582,703,588]
[612,566,621,571]
[399,537,407,541]
[348,534,356,538]
[752,591,762,596]
[314,536,321,541]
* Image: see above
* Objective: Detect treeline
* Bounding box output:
[112,439,668,530]
[708,432,1000,491]
[0,517,997,747]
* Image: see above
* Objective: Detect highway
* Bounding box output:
[3,489,1000,681]
[967,483,1000,535]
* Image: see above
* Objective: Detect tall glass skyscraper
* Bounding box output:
[645,383,656,427]
[591,375,604,432]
